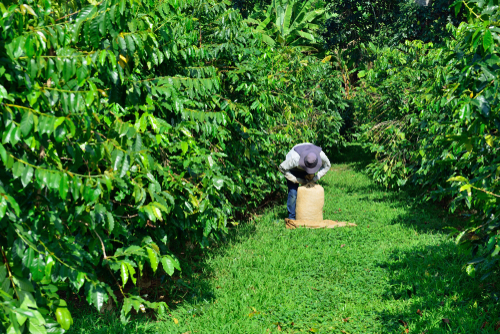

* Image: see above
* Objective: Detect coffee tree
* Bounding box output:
[355,0,500,279]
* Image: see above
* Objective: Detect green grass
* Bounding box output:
[68,144,500,333]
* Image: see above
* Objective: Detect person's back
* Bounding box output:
[278,143,331,220]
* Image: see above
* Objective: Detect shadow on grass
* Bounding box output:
[330,143,500,332]
[67,220,259,334]
[333,142,375,170]
[376,242,500,333]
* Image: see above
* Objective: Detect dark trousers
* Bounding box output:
[287,170,308,220]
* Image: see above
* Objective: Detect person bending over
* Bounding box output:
[278,143,331,220]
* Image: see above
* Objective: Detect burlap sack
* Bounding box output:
[285,218,357,229]
[296,183,324,221]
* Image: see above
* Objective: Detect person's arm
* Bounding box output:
[311,152,331,182]
[279,151,301,183]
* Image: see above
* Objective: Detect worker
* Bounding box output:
[279,143,331,220]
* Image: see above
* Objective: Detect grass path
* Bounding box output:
[69,146,500,333]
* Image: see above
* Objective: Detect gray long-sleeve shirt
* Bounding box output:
[278,143,331,184]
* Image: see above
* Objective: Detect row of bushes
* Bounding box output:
[0,0,347,332]
[354,0,499,279]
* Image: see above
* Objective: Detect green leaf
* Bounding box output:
[152,206,163,221]
[0,84,8,102]
[86,283,108,312]
[13,276,35,292]
[70,271,85,292]
[459,184,472,194]
[99,50,107,66]
[455,230,467,244]
[119,0,126,14]
[126,262,136,285]
[12,161,25,179]
[161,256,175,276]
[21,166,34,188]
[55,123,67,143]
[19,290,37,309]
[55,307,73,331]
[5,194,20,216]
[20,112,34,137]
[72,177,82,201]
[17,290,37,326]
[28,253,45,281]
[120,262,129,286]
[86,90,95,107]
[119,155,130,178]
[485,135,495,147]
[48,171,61,190]
[65,119,76,137]
[455,1,462,16]
[135,134,143,151]
[483,29,493,51]
[146,248,159,273]
[106,212,115,233]
[59,173,69,200]
[447,176,468,183]
[487,236,496,252]
[212,176,224,190]
[125,35,135,56]
[39,116,55,136]
[2,123,17,144]
[29,311,47,334]
[0,143,7,165]
[112,150,124,171]
[45,256,55,278]
[181,141,188,155]
[54,117,65,130]
[466,264,476,278]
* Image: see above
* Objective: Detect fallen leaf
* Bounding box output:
[367,225,370,228]
[291,322,294,326]
[481,321,488,329]
[442,318,450,324]
[173,318,179,324]
[278,324,282,331]
[404,329,409,333]
[399,320,408,327]
[341,244,346,248]
[343,317,350,322]
[416,309,423,316]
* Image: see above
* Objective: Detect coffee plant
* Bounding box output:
[322,0,464,61]
[355,0,499,280]
[0,0,346,332]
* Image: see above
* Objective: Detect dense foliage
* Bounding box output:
[244,0,327,51]
[322,0,464,60]
[0,0,346,332]
[355,0,499,279]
